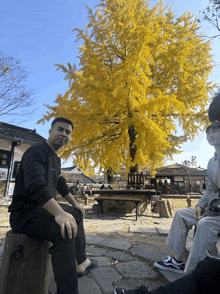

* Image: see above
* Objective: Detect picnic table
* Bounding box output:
[91,189,158,220]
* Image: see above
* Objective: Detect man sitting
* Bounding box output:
[152,121,220,274]
[8,117,97,294]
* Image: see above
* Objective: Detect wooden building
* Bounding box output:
[128,163,207,193]
[0,122,45,199]
[145,164,207,193]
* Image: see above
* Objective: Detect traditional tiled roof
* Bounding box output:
[145,164,207,177]
[0,121,45,144]
[62,166,78,172]
[61,170,96,184]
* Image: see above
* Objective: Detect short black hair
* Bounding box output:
[209,90,220,123]
[51,117,73,130]
[206,122,220,133]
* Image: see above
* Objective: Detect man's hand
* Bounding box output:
[74,203,85,216]
[194,206,202,221]
[55,212,78,239]
[216,239,220,254]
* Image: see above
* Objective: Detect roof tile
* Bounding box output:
[0,121,45,144]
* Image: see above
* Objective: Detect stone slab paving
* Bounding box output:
[86,235,105,245]
[78,277,102,294]
[91,256,112,267]
[105,251,135,262]
[113,279,161,292]
[115,261,158,279]
[86,246,108,256]
[99,239,131,250]
[130,244,168,261]
[90,267,121,294]
[158,269,185,283]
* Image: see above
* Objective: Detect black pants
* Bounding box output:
[10,203,87,294]
[149,256,220,294]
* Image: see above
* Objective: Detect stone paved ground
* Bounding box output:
[0,199,195,293]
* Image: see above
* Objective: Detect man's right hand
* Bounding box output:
[55,212,78,239]
[194,206,202,221]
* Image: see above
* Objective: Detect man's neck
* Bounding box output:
[214,145,220,158]
[46,140,60,154]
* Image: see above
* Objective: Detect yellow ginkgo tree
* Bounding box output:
[39,0,218,175]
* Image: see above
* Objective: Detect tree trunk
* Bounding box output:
[128,126,139,173]
[106,167,114,184]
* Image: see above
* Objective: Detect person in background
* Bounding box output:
[153,121,220,275]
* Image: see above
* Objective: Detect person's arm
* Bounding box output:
[23,146,53,205]
[23,148,77,239]
[43,198,77,239]
[195,159,218,219]
[64,193,85,216]
[216,239,220,258]
[57,175,85,215]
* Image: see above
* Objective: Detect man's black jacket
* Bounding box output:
[8,141,69,230]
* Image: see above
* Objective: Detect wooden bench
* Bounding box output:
[0,230,53,294]
[94,196,142,220]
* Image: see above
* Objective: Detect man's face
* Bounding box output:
[48,122,72,149]
[206,127,220,146]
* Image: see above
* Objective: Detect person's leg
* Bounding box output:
[150,257,220,294]
[57,203,98,275]
[14,207,79,294]
[165,207,197,257]
[154,208,196,273]
[59,203,87,265]
[184,215,220,274]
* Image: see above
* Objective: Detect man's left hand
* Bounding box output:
[74,203,85,216]
[197,215,204,221]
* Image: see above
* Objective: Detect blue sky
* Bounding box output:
[1,0,219,169]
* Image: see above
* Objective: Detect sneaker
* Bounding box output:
[153,256,185,274]
[114,284,148,294]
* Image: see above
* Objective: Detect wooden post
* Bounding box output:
[166,200,173,217]
[0,230,51,294]
[157,200,173,218]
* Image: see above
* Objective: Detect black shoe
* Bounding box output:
[114,284,148,294]
[153,256,185,274]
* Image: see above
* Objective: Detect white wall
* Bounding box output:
[0,138,31,196]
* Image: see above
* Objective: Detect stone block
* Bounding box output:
[90,267,121,294]
[113,279,161,292]
[158,269,185,283]
[86,246,107,256]
[86,235,105,245]
[115,261,157,279]
[90,256,111,267]
[130,245,167,261]
[105,251,134,262]
[78,277,102,294]
[100,239,131,250]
